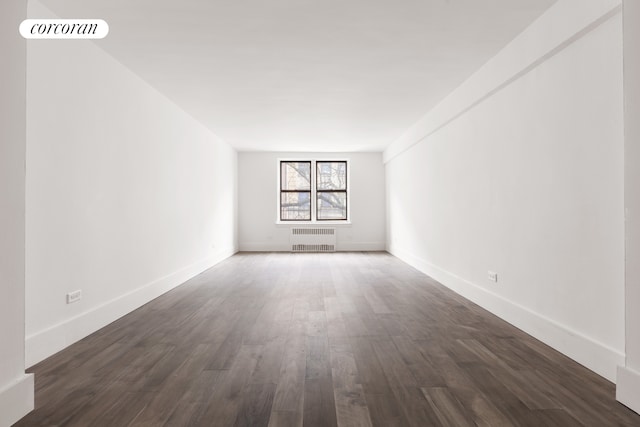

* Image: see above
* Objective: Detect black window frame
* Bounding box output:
[316,160,348,221]
[279,160,312,222]
[278,159,349,222]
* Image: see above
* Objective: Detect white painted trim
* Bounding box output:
[238,242,385,252]
[383,0,623,164]
[337,242,386,252]
[276,221,353,226]
[25,248,236,367]
[621,0,640,415]
[617,366,640,414]
[0,374,34,427]
[389,245,625,382]
[239,242,291,252]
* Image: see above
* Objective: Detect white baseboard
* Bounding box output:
[389,245,624,382]
[25,248,236,368]
[617,366,640,414]
[0,374,34,427]
[239,242,290,252]
[238,241,385,252]
[337,242,385,251]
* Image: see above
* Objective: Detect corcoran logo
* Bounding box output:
[20,19,109,39]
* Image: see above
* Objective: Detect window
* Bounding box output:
[280,161,311,221]
[279,160,348,222]
[316,161,347,220]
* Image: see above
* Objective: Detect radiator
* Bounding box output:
[290,228,336,252]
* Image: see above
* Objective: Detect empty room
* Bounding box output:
[2,0,640,426]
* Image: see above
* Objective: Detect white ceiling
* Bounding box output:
[39,0,556,152]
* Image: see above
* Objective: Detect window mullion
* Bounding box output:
[311,160,316,221]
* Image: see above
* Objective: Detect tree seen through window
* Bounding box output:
[279,160,347,221]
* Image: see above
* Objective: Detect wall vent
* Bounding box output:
[292,244,335,253]
[290,228,336,252]
[291,228,335,236]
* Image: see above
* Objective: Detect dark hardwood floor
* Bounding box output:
[15,252,640,426]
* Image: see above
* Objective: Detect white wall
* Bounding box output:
[0,2,35,425]
[385,0,624,382]
[25,1,238,367]
[617,0,640,413]
[238,152,385,251]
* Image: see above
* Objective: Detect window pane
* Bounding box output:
[317,192,347,220]
[317,162,346,191]
[281,161,311,191]
[281,192,311,220]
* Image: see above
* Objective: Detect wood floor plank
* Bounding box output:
[388,384,442,427]
[98,390,154,427]
[303,331,338,427]
[196,344,263,426]
[421,386,476,427]
[391,335,446,387]
[267,410,302,427]
[371,337,418,387]
[363,392,409,427]
[413,339,521,426]
[330,339,373,427]
[205,332,245,371]
[333,385,373,427]
[234,382,277,427]
[163,370,223,426]
[457,362,534,424]
[129,343,215,425]
[15,253,640,427]
[250,336,288,385]
[350,337,393,395]
[272,335,306,414]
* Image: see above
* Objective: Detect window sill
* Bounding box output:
[276,221,352,227]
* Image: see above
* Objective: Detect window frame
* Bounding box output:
[279,160,312,222]
[277,159,350,224]
[316,160,348,221]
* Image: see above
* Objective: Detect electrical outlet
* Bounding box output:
[488,271,498,283]
[66,290,82,304]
